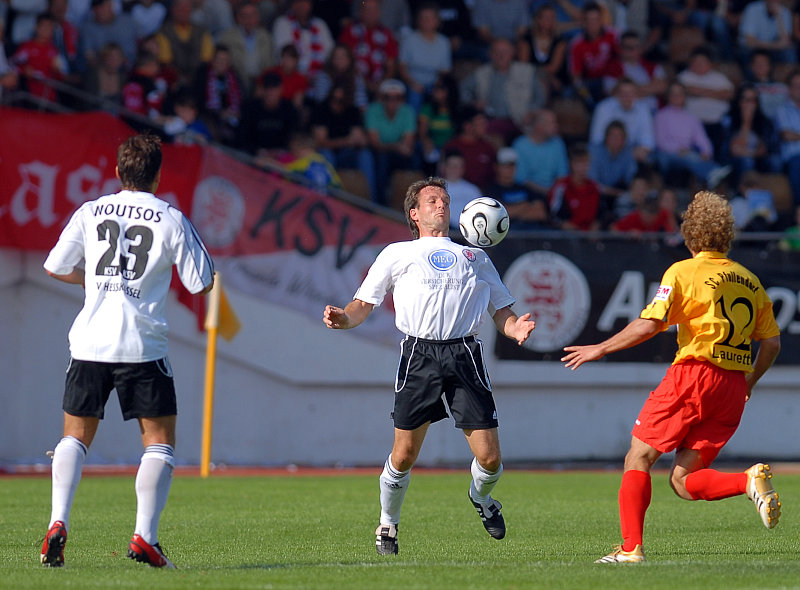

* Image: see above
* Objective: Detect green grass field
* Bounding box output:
[2,469,799,589]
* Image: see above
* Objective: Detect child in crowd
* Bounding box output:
[549,143,602,230]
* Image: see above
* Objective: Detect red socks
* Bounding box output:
[684,469,747,501]
[619,470,651,552]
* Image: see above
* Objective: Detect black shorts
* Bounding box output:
[393,336,498,431]
[64,357,177,420]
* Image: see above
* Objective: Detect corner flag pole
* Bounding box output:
[201,271,221,478]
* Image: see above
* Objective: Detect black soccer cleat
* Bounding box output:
[40,520,67,567]
[375,523,398,555]
[469,493,506,539]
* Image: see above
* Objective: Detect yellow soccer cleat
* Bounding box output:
[595,544,645,564]
[745,463,781,529]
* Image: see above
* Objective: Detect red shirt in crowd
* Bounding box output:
[613,208,677,233]
[11,39,64,101]
[569,29,622,80]
[549,175,601,230]
[339,22,398,83]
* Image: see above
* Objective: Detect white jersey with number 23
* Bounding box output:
[44,190,214,363]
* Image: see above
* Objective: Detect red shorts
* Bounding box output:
[631,360,747,466]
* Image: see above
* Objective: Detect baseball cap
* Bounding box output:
[496,147,518,165]
[379,79,405,96]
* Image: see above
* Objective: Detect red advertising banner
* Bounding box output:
[0,108,410,344]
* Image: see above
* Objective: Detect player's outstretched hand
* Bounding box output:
[561,344,605,370]
[323,305,350,329]
[513,312,536,346]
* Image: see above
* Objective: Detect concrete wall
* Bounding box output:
[1,249,797,469]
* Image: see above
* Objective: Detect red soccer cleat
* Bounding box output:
[127,533,176,569]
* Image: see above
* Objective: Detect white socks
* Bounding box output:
[134,444,175,545]
[49,436,87,530]
[469,457,503,506]
[379,455,410,525]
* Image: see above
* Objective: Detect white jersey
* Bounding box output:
[44,190,214,362]
[354,236,515,340]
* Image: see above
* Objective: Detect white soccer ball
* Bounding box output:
[459,197,509,248]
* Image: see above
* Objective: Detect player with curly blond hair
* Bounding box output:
[562,190,782,564]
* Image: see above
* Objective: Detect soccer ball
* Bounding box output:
[459,197,509,248]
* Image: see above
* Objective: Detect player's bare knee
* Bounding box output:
[669,473,693,500]
[477,454,502,473]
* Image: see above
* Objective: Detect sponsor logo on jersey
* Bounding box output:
[653,285,672,301]
[428,249,456,271]
[503,251,591,353]
[462,249,476,262]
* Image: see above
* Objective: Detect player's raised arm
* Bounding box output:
[323,299,374,330]
[492,306,535,346]
[562,317,663,370]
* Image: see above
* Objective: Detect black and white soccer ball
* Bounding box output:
[459,197,509,248]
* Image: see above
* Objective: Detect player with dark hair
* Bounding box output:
[563,190,782,563]
[323,177,535,555]
[40,134,214,568]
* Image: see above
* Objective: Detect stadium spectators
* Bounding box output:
[441,149,482,224]
[260,44,309,111]
[130,0,167,39]
[272,0,334,77]
[217,2,274,95]
[568,1,622,106]
[155,0,215,87]
[310,82,377,201]
[339,0,399,96]
[511,108,569,199]
[443,106,497,191]
[11,13,66,102]
[365,78,418,205]
[471,0,529,46]
[307,43,369,109]
[238,70,300,157]
[283,132,343,192]
[190,0,234,40]
[588,119,638,212]
[589,78,655,164]
[775,69,800,214]
[677,46,735,159]
[549,143,603,230]
[748,49,789,122]
[50,0,80,80]
[418,72,459,174]
[611,189,678,234]
[485,147,551,229]
[79,0,138,72]
[81,41,125,106]
[738,0,795,65]
[653,81,732,189]
[459,37,547,144]
[191,44,243,145]
[608,30,668,113]
[517,4,570,97]
[721,83,780,185]
[398,2,452,113]
[121,50,168,120]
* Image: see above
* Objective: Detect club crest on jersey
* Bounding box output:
[653,285,672,301]
[462,249,476,262]
[428,249,457,271]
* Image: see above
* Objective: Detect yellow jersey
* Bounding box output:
[640,251,780,372]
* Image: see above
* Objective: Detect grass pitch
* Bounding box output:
[2,469,799,589]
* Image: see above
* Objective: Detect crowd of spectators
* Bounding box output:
[3,0,800,234]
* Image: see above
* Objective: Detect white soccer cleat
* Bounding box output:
[745,463,781,529]
[595,544,645,564]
